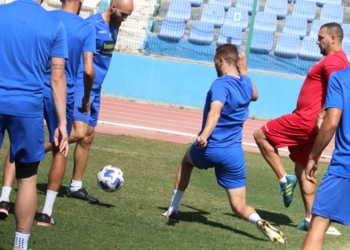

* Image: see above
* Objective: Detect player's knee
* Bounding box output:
[253,129,264,143]
[15,161,39,179]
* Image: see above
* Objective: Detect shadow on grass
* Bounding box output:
[88,201,114,208]
[36,183,68,197]
[158,205,265,242]
[224,208,294,227]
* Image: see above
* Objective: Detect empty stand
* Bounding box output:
[342,23,350,43]
[292,0,316,23]
[316,0,342,7]
[201,3,225,28]
[157,17,186,42]
[343,41,350,62]
[309,20,328,38]
[188,21,215,45]
[299,36,323,60]
[264,0,288,20]
[42,0,100,18]
[235,0,260,15]
[208,0,232,11]
[320,4,343,24]
[224,7,249,31]
[274,32,300,58]
[283,15,308,39]
[217,25,243,46]
[189,0,203,7]
[253,12,277,33]
[165,0,191,23]
[250,29,275,54]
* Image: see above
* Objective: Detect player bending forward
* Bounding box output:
[161,44,286,244]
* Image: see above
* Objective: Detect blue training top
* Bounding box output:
[0,0,68,117]
[43,10,96,98]
[325,67,350,178]
[199,75,253,148]
[75,12,118,95]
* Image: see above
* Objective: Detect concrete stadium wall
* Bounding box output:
[102,52,305,120]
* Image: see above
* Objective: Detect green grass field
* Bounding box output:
[0,132,349,250]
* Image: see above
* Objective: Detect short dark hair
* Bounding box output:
[321,22,343,41]
[214,44,239,65]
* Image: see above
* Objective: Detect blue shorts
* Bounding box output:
[0,114,45,163]
[190,143,246,189]
[312,173,350,226]
[44,94,74,143]
[73,91,100,127]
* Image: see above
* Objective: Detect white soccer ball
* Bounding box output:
[96,165,124,192]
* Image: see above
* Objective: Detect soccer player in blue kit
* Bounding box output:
[65,0,134,202]
[161,44,286,244]
[302,67,350,250]
[0,0,68,248]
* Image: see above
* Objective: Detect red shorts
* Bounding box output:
[261,113,320,167]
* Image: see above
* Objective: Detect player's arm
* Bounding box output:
[50,57,69,156]
[305,107,342,183]
[81,51,94,114]
[316,104,326,131]
[197,101,223,149]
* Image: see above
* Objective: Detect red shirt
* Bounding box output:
[295,51,348,131]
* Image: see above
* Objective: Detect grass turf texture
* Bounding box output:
[0,132,349,250]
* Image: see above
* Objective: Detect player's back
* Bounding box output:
[43,10,96,98]
[0,0,67,117]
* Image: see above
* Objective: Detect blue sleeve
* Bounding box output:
[51,20,68,59]
[83,22,96,54]
[325,73,343,111]
[210,79,228,105]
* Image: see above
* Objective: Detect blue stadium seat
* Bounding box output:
[343,41,350,62]
[235,0,260,15]
[216,25,243,46]
[309,20,328,38]
[342,23,350,43]
[201,4,225,28]
[188,21,215,45]
[299,36,323,61]
[274,32,300,58]
[250,29,275,54]
[264,0,288,20]
[253,12,277,33]
[224,7,249,31]
[157,17,186,42]
[292,0,316,23]
[283,15,308,39]
[316,0,342,7]
[320,4,343,24]
[165,0,191,23]
[189,0,203,7]
[208,0,232,11]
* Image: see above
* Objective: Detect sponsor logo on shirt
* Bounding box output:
[100,40,115,56]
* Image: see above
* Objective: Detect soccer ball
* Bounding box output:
[96,165,124,192]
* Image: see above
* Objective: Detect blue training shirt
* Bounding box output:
[0,0,68,117]
[199,75,253,148]
[325,67,350,178]
[43,10,96,98]
[75,12,118,95]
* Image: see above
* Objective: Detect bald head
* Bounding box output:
[107,0,133,28]
[321,22,343,42]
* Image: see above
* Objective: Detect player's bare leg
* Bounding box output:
[0,152,16,218]
[254,129,286,179]
[302,215,330,250]
[295,163,314,218]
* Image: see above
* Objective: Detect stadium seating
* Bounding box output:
[224,7,249,31]
[216,25,243,46]
[320,4,343,24]
[316,0,342,7]
[208,0,232,11]
[309,20,328,38]
[43,0,100,18]
[235,0,260,15]
[274,32,300,58]
[189,0,203,7]
[201,3,225,28]
[342,23,350,43]
[292,0,316,23]
[250,29,275,54]
[188,21,215,45]
[165,0,192,23]
[253,12,277,33]
[298,36,323,61]
[343,41,350,62]
[264,0,288,20]
[157,17,186,42]
[283,15,308,39]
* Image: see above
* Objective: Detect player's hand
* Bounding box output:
[304,158,318,184]
[78,96,91,114]
[54,124,69,157]
[236,49,247,75]
[196,135,208,149]
[316,116,324,132]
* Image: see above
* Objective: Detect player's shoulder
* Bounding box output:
[331,66,350,80]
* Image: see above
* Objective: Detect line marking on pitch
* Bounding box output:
[98,120,332,160]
